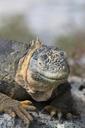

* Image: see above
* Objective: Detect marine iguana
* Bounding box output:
[0,38,75,125]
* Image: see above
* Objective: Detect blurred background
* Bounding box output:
[0,0,85,78]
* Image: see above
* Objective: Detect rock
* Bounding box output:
[0,114,29,128]
[0,76,85,128]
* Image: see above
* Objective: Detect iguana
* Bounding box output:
[0,38,75,125]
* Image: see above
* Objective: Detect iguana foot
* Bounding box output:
[0,95,36,124]
[43,105,79,121]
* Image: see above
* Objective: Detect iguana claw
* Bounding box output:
[43,105,62,117]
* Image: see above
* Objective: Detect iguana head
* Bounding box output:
[15,39,70,101]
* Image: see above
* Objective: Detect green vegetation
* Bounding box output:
[55,31,85,58]
[0,14,35,42]
[55,31,85,77]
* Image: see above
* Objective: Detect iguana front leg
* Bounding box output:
[43,82,78,120]
[0,92,36,124]
[44,91,74,118]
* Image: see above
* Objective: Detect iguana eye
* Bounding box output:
[38,59,43,66]
[38,59,45,68]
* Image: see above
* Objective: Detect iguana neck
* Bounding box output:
[15,40,42,87]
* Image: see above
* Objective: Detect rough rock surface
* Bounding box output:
[0,76,85,128]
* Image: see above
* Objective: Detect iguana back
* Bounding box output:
[0,39,29,81]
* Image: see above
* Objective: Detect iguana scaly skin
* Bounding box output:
[0,38,75,125]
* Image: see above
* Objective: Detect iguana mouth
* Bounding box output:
[40,73,67,81]
[31,71,67,83]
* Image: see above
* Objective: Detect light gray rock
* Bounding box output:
[0,114,29,128]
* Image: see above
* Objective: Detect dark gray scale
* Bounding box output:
[0,39,29,81]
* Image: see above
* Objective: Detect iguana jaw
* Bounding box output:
[28,88,53,102]
[26,69,67,102]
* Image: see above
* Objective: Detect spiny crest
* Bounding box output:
[29,37,42,49]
